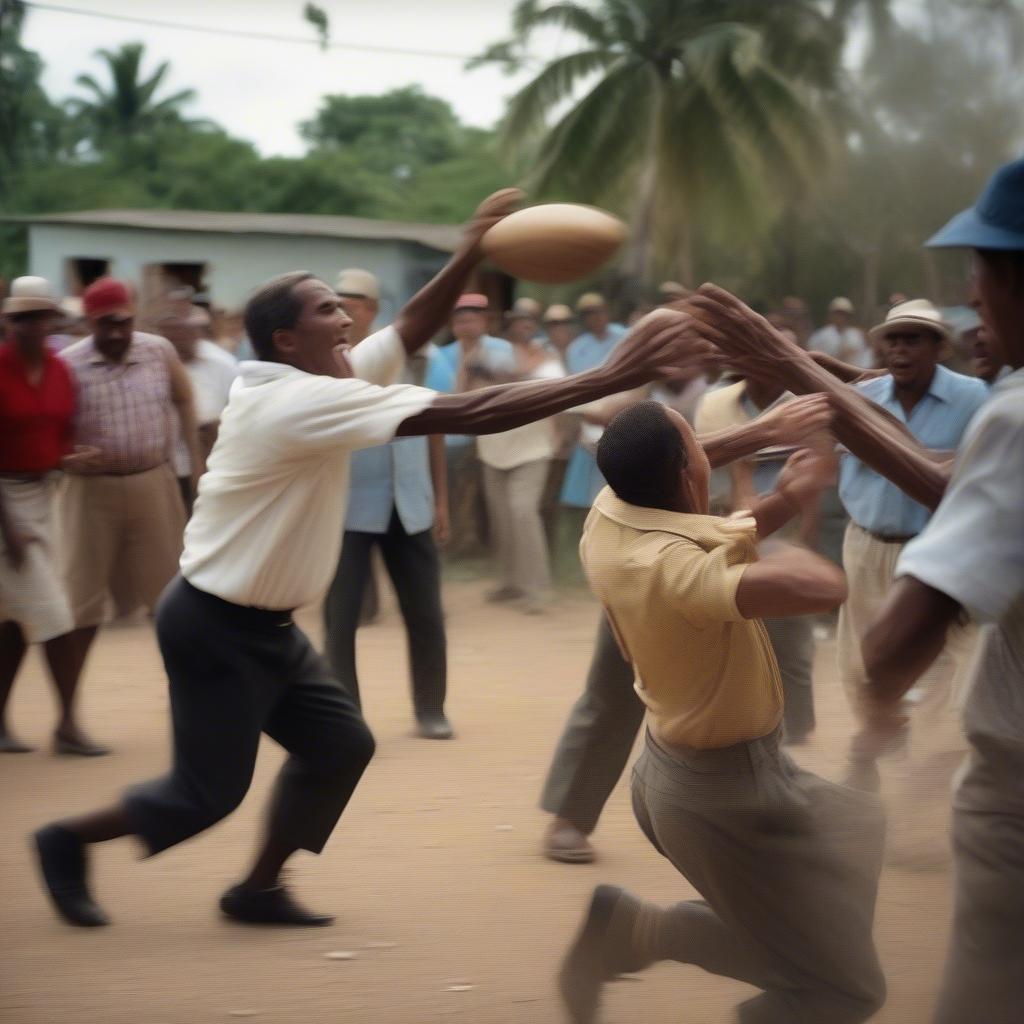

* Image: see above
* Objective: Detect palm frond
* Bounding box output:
[500,48,617,155]
[513,0,611,45]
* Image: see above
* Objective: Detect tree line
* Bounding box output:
[1,0,1022,318]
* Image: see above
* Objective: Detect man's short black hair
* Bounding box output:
[244,271,315,360]
[596,401,687,510]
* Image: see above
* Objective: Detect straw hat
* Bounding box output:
[543,303,574,324]
[507,296,541,320]
[3,276,59,315]
[869,299,953,357]
[335,268,380,301]
[576,292,606,313]
[828,296,855,315]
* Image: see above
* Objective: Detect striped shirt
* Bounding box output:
[61,332,176,474]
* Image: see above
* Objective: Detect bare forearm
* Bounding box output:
[174,398,204,478]
[393,242,479,355]
[862,577,961,702]
[698,421,776,469]
[768,354,949,508]
[810,351,883,384]
[397,367,635,437]
[749,491,799,540]
[428,434,447,496]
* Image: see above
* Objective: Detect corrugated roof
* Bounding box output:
[4,209,462,253]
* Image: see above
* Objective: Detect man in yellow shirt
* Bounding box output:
[560,401,886,1024]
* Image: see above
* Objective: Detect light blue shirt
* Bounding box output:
[565,323,628,375]
[561,323,628,508]
[839,365,988,536]
[345,436,434,535]
[424,335,515,449]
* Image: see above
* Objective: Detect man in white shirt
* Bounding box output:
[154,304,238,513]
[857,157,1024,1024]
[808,297,873,369]
[31,189,713,931]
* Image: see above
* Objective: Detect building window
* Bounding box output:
[66,258,110,294]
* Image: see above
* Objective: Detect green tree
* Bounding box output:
[301,87,463,181]
[472,0,842,286]
[67,42,205,153]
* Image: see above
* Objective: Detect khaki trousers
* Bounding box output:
[481,458,552,601]
[62,464,185,627]
[631,729,887,1023]
[837,521,975,733]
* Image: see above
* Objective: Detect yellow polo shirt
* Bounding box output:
[580,487,783,750]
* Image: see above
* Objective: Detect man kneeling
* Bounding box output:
[560,401,887,1024]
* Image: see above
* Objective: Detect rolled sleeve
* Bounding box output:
[349,325,406,387]
[277,377,435,454]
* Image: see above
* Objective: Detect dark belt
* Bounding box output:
[858,524,915,544]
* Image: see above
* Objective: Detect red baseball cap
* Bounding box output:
[453,293,489,313]
[83,277,135,321]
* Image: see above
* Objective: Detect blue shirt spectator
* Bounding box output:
[839,365,988,536]
[425,335,515,448]
[560,321,628,508]
[345,438,434,535]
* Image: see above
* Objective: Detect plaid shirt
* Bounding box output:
[61,332,176,474]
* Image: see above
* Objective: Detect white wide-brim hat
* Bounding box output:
[869,299,953,357]
[3,276,59,315]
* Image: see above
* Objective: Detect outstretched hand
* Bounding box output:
[776,446,839,510]
[762,394,833,448]
[462,188,525,257]
[677,284,805,383]
[602,308,717,389]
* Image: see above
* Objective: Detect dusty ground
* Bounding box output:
[2,578,954,1024]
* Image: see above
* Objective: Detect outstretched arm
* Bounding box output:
[398,310,711,438]
[392,189,522,356]
[698,394,832,468]
[684,286,951,509]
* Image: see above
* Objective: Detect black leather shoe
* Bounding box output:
[219,884,334,926]
[33,824,109,927]
[415,713,454,740]
[559,885,623,1024]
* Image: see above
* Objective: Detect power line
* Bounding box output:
[23,1,478,60]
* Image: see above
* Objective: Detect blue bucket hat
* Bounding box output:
[927,157,1024,250]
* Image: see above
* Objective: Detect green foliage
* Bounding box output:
[66,43,205,156]
[472,0,843,285]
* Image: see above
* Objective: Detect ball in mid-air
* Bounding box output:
[480,203,627,284]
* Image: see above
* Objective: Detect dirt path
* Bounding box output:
[2,580,950,1023]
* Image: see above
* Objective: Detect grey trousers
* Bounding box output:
[631,730,887,1024]
[126,577,375,857]
[481,458,553,601]
[540,614,815,833]
[934,743,1024,1024]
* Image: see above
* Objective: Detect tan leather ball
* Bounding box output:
[480,203,628,284]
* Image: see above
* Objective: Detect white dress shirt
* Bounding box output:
[897,368,1024,758]
[180,326,433,609]
[172,340,239,475]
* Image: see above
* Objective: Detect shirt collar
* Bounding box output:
[591,486,746,544]
[991,364,1024,395]
[85,335,140,366]
[884,363,953,405]
[237,359,306,386]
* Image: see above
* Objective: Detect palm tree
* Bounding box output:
[472,0,843,286]
[68,43,202,153]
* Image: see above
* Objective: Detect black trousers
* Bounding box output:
[125,576,375,857]
[322,511,446,716]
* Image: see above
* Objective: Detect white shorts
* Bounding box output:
[0,476,74,643]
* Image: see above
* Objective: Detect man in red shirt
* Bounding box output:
[0,277,104,754]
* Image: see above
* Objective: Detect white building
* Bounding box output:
[10,208,483,323]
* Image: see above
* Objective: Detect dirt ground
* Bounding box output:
[2,577,955,1024]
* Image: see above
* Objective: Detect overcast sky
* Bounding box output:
[23,0,570,155]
